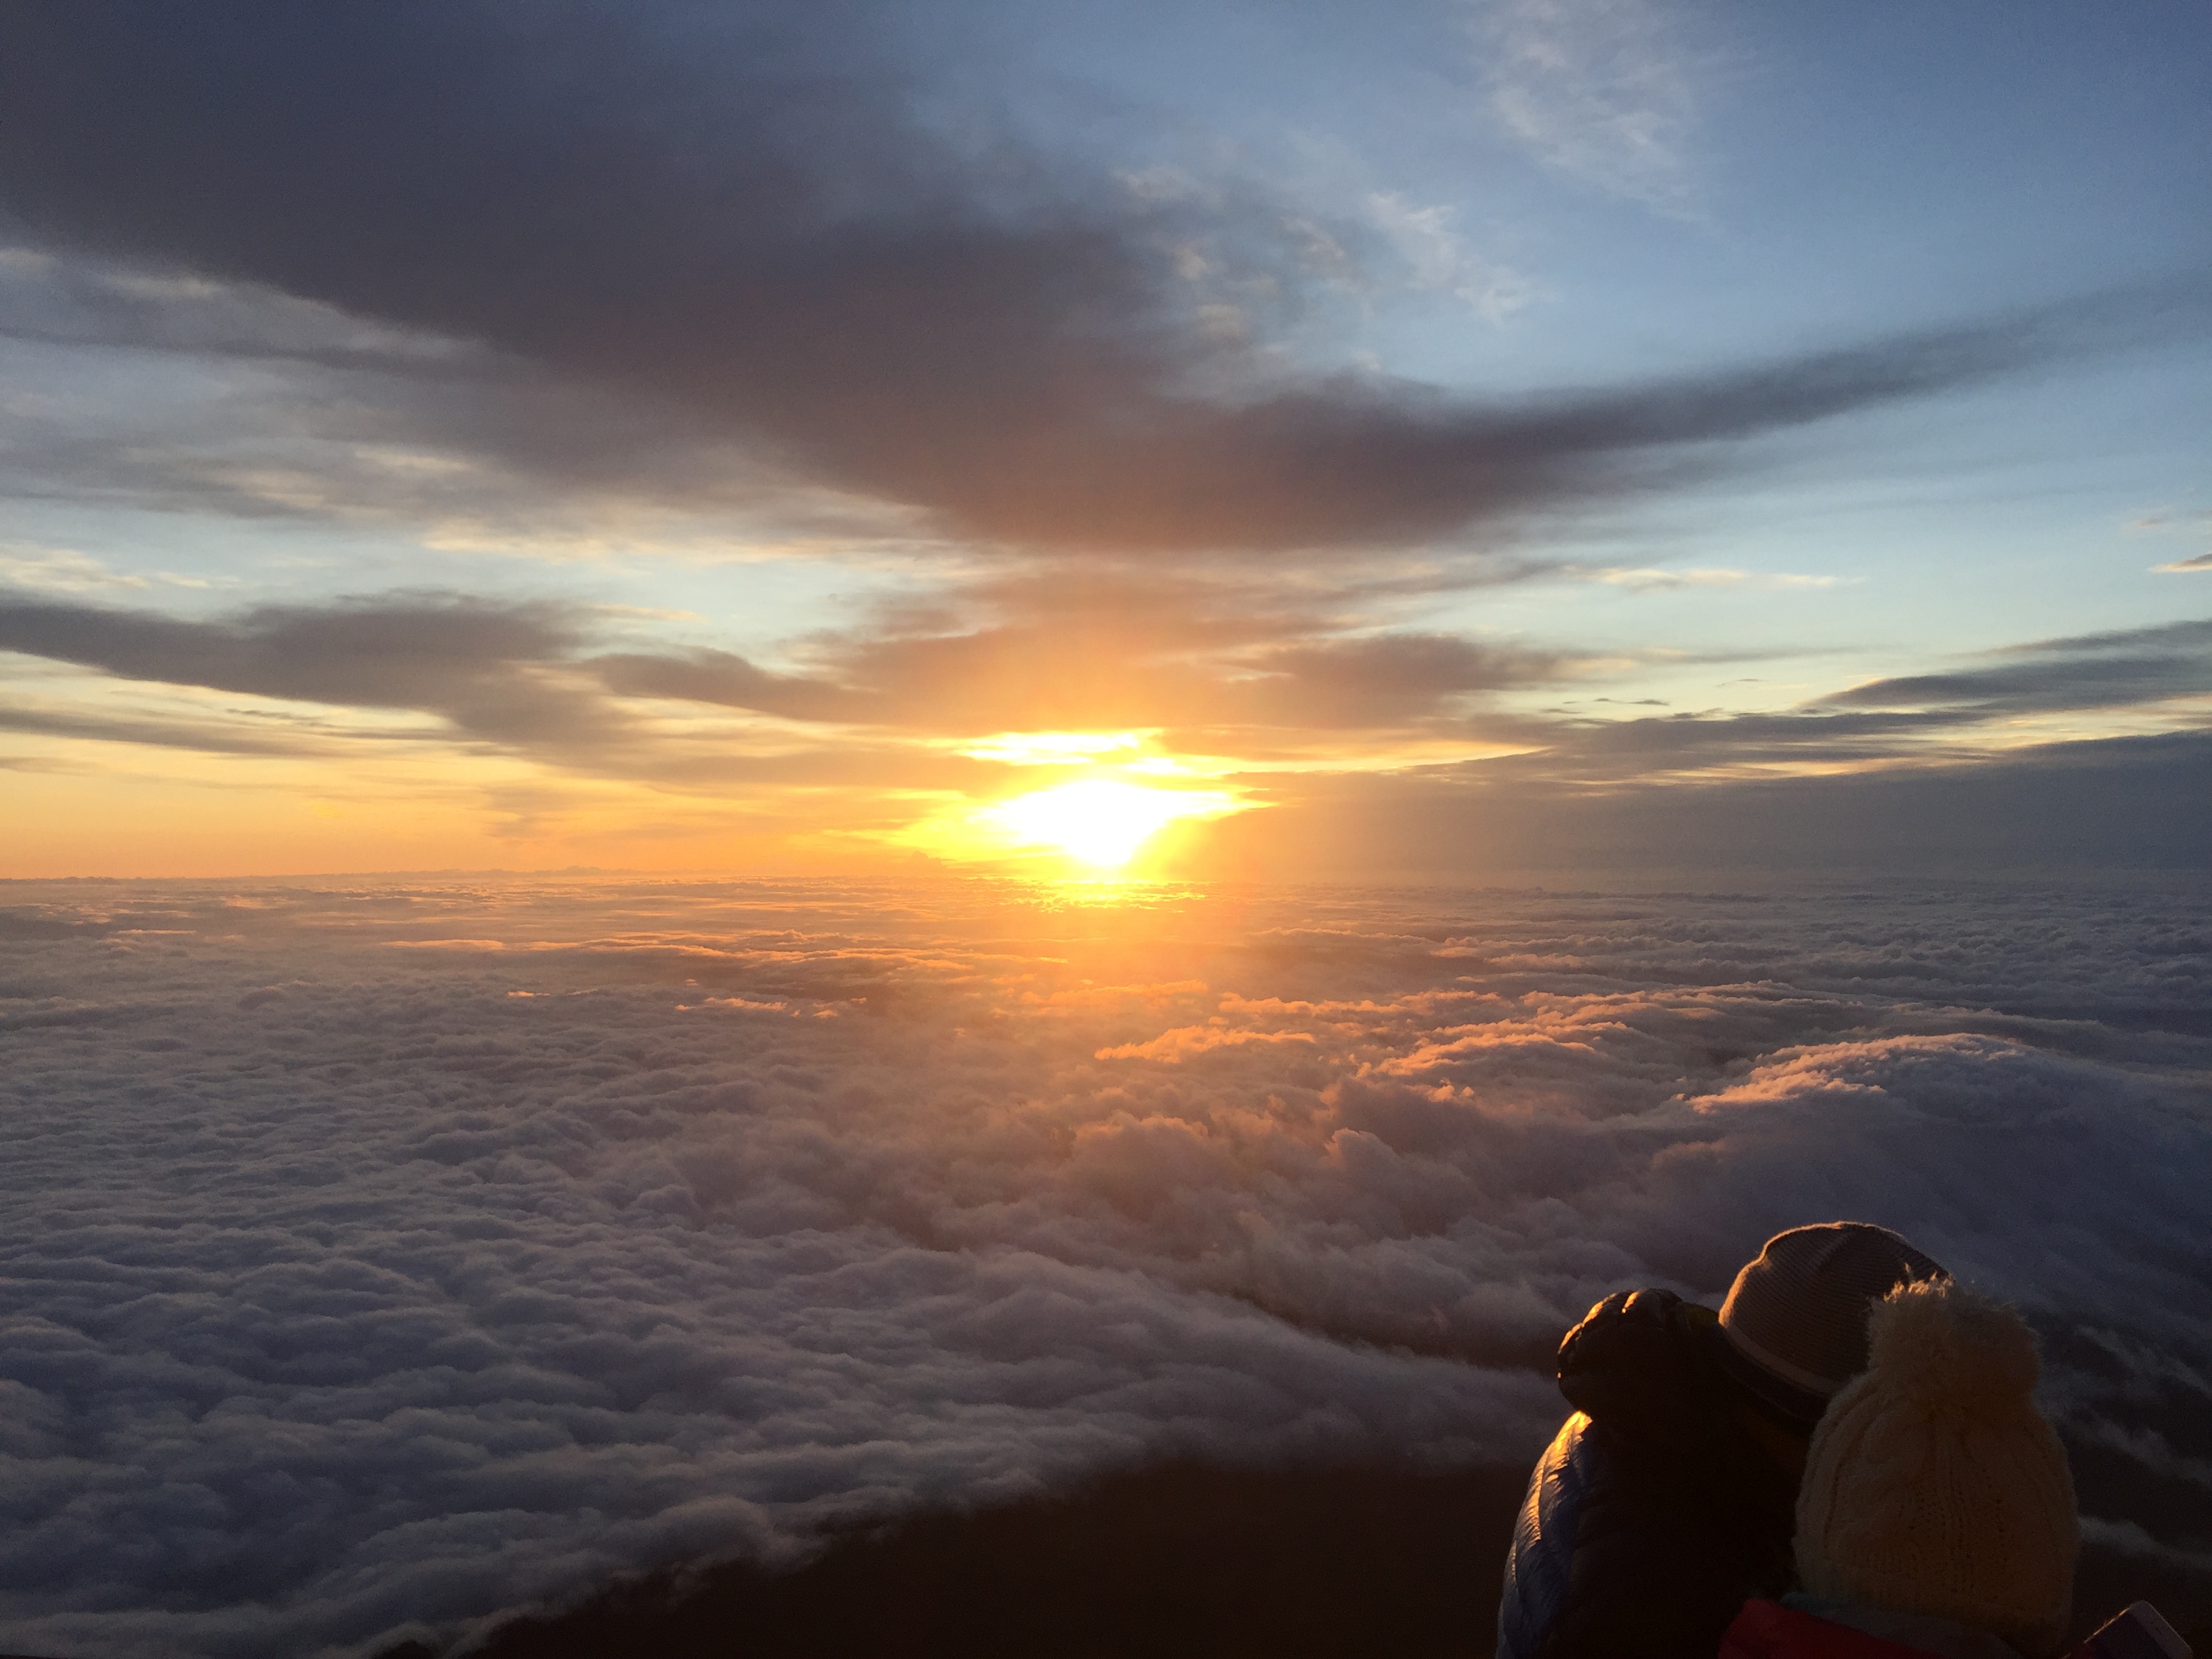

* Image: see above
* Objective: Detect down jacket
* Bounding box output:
[1496,1288,1799,1659]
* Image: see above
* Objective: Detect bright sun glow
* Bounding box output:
[979,779,1236,868]
[958,731,1148,766]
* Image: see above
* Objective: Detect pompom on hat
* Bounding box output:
[1713,1221,1949,1428]
[1795,1277,2080,1658]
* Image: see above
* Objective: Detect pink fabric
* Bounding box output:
[1721,1599,1949,1659]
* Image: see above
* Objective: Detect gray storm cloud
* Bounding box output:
[0,1,2126,555]
[0,876,2206,1657]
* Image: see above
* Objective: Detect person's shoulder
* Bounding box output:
[1497,1411,1597,1659]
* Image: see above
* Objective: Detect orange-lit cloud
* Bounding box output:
[3,584,2211,876]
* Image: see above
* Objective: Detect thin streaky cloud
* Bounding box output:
[1814,617,2212,718]
[1984,617,2212,658]
[1474,0,1712,213]
[1574,565,1841,591]
[0,546,150,593]
[1364,191,1541,322]
[0,702,347,758]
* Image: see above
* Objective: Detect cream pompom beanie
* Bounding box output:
[1795,1277,2079,1658]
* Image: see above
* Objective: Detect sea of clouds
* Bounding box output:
[1,874,2207,1657]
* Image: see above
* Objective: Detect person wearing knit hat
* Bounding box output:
[1719,1276,2080,1659]
[1498,1222,1947,1659]
[1714,1223,1951,1427]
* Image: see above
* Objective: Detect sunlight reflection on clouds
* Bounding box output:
[0,875,2206,1656]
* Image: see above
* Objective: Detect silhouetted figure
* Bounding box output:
[1719,1275,2080,1658]
[1496,1222,1946,1659]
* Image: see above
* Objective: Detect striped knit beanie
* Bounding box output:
[1715,1222,1948,1427]
[1795,1277,2079,1658]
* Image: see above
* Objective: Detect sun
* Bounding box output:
[882,733,1254,872]
[979,779,1235,869]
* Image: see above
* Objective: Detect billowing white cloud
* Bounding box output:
[0,876,2205,1656]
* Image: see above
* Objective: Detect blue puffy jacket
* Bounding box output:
[1496,1289,1798,1659]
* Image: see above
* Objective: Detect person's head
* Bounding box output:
[1710,1221,1948,1447]
[1794,1277,2079,1657]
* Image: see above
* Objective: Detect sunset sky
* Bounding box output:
[5,15,2212,1653]
[3,1,2210,878]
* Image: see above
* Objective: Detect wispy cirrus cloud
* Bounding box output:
[0,702,340,758]
[2125,506,2212,573]
[1572,565,1843,592]
[0,545,150,593]
[1473,0,1717,213]
[0,543,214,595]
[1364,191,1542,323]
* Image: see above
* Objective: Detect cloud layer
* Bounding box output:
[0,874,2206,1656]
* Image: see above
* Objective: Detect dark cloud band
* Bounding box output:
[0,1,2142,554]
